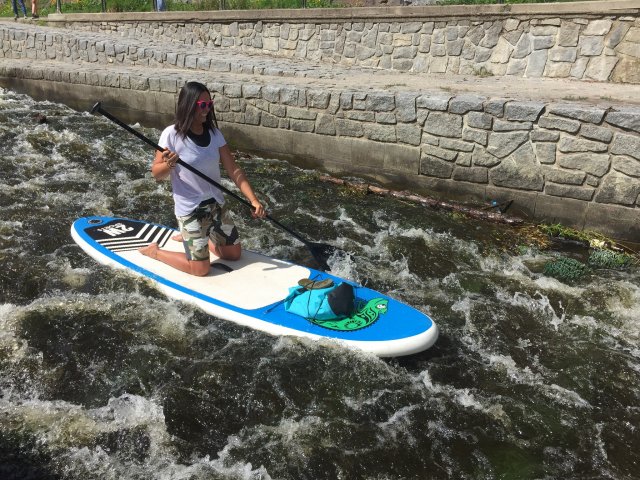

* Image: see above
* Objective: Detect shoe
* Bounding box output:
[14,14,18,20]
[298,278,334,290]
[32,14,39,19]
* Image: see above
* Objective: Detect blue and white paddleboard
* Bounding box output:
[71,216,438,357]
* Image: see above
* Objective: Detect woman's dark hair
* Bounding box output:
[174,81,218,138]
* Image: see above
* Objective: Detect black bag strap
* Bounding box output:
[327,283,355,317]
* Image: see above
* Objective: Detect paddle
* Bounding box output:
[90,102,338,271]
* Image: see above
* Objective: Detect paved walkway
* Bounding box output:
[3,19,640,107]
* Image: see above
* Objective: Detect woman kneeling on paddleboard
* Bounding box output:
[139,81,266,276]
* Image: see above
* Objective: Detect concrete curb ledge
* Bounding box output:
[45,0,640,24]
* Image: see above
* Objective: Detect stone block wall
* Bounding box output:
[220,88,640,210]
[2,52,638,215]
[48,2,640,83]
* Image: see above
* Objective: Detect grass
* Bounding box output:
[588,249,635,269]
[543,256,589,282]
[438,0,595,4]
[0,0,340,15]
[516,222,638,255]
[0,0,600,16]
[538,223,601,245]
[166,0,338,10]
[532,222,637,282]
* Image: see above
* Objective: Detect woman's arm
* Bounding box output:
[220,145,266,218]
[151,149,179,181]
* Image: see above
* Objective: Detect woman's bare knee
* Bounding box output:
[213,244,241,261]
[221,250,241,261]
[190,260,211,276]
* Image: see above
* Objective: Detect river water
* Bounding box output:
[1,88,639,479]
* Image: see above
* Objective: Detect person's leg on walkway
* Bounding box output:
[16,0,28,17]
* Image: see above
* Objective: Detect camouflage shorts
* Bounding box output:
[177,200,240,261]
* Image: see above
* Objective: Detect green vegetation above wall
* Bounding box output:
[0,0,601,16]
[0,0,343,16]
[438,0,594,4]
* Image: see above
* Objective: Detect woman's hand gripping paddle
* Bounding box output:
[90,102,340,271]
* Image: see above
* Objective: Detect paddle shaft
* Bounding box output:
[91,102,317,249]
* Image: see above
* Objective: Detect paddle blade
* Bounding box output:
[309,242,339,272]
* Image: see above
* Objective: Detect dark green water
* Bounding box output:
[1,89,639,480]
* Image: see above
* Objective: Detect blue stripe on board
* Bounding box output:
[73,216,434,342]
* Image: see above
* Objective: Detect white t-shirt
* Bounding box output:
[158,125,227,216]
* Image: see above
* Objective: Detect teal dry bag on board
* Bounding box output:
[284,282,355,321]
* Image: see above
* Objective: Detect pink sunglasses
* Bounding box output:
[195,100,213,110]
